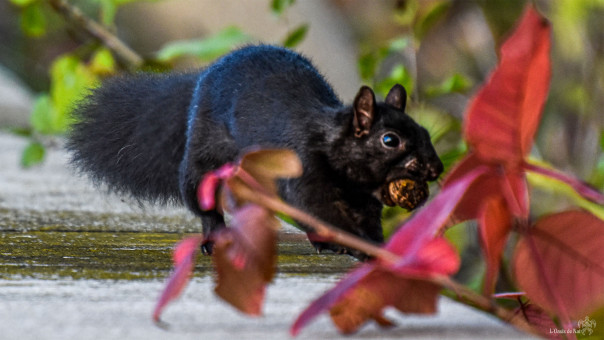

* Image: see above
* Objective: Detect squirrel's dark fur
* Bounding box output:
[67,45,443,259]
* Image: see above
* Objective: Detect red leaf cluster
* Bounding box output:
[153,149,300,323]
[292,5,604,336]
[153,5,604,338]
[438,5,604,335]
[441,6,604,301]
[442,6,551,295]
[213,205,278,315]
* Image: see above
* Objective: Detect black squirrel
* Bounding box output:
[67,45,443,259]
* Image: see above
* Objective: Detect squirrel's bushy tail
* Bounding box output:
[66,72,198,204]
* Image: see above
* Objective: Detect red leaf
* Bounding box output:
[198,171,221,211]
[212,204,278,316]
[328,268,441,334]
[153,235,203,322]
[479,197,511,296]
[291,266,374,336]
[443,153,501,221]
[396,237,460,277]
[197,149,303,211]
[444,153,529,220]
[513,304,561,340]
[464,6,551,167]
[494,293,561,339]
[500,170,529,218]
[513,211,604,318]
[327,236,460,334]
[197,163,237,211]
[291,234,460,335]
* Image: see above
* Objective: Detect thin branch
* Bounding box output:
[228,175,400,263]
[223,162,541,336]
[48,0,144,69]
[434,276,541,337]
[237,180,540,336]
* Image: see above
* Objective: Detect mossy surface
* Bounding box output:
[0,230,355,280]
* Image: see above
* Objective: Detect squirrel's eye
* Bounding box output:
[381,133,401,148]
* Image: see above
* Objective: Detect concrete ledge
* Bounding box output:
[0,132,531,339]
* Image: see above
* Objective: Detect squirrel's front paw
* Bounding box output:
[312,241,369,261]
[201,239,214,255]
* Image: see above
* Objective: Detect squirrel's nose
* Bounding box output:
[425,159,444,181]
[400,156,443,182]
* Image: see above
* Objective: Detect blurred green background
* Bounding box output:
[1,0,603,288]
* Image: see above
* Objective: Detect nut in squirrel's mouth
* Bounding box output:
[378,178,429,211]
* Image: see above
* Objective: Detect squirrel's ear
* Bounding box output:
[385,84,407,111]
[353,86,376,138]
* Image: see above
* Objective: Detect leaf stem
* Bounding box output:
[524,161,604,204]
[246,189,400,264]
[434,276,541,337]
[48,0,144,69]
[242,183,540,336]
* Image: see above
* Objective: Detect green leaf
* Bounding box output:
[276,212,301,230]
[271,0,295,16]
[282,24,308,48]
[9,0,36,7]
[443,220,470,253]
[387,37,408,53]
[438,142,467,176]
[381,205,412,238]
[9,127,32,137]
[358,52,378,81]
[156,26,250,62]
[358,38,409,82]
[442,73,471,93]
[407,105,458,145]
[20,3,46,37]
[49,54,98,133]
[375,64,414,98]
[425,73,472,97]
[21,142,45,168]
[98,0,117,26]
[89,48,116,75]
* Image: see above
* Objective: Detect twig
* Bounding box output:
[250,190,400,264]
[434,276,541,337]
[224,163,541,336]
[237,182,540,336]
[240,184,540,336]
[47,0,144,69]
[228,173,399,263]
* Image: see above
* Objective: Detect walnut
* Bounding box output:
[380,178,429,210]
